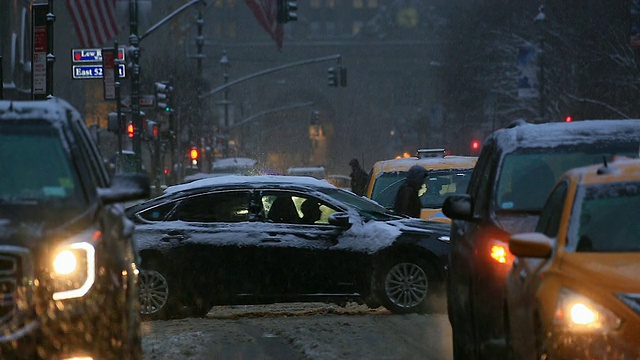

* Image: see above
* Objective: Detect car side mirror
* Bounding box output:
[509,232,553,258]
[99,173,151,204]
[442,194,475,221]
[328,212,351,228]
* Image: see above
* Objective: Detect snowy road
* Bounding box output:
[142,303,453,360]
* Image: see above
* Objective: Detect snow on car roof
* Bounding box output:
[373,156,478,173]
[491,119,640,153]
[165,175,336,195]
[0,97,77,124]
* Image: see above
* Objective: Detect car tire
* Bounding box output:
[376,258,437,314]
[139,260,210,320]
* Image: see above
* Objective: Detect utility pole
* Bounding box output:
[129,0,142,171]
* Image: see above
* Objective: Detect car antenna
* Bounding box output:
[602,155,608,167]
[597,155,611,175]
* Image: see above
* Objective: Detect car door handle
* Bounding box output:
[261,238,281,243]
[161,232,185,242]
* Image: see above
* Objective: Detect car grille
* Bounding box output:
[616,293,640,317]
[0,246,34,327]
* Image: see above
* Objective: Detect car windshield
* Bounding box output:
[567,180,640,253]
[0,121,84,211]
[372,169,473,209]
[495,144,639,211]
[318,186,400,221]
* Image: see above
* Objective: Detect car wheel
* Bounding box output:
[377,258,436,314]
[139,268,171,320]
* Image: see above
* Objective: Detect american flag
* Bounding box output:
[66,0,120,48]
[244,0,283,50]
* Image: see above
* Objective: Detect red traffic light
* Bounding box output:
[471,140,480,151]
[126,123,134,138]
[564,115,573,122]
[189,147,199,160]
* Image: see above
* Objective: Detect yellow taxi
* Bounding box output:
[366,149,477,223]
[505,157,640,359]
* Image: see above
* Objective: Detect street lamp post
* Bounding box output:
[219,50,230,157]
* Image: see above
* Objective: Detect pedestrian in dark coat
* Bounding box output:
[349,158,369,196]
[394,165,428,218]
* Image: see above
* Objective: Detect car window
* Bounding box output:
[371,169,473,209]
[496,144,638,212]
[568,181,640,252]
[469,144,496,218]
[171,191,251,222]
[261,191,337,225]
[535,180,568,238]
[0,120,84,207]
[137,201,177,222]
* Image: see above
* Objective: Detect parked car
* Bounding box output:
[366,148,477,223]
[504,157,640,359]
[0,98,150,359]
[442,119,640,359]
[126,175,451,320]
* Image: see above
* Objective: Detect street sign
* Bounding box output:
[72,64,125,79]
[72,47,125,63]
[121,94,155,108]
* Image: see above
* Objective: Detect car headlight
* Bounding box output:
[50,242,96,301]
[553,287,621,333]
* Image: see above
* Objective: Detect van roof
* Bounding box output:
[489,119,640,153]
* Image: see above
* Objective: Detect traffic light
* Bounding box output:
[126,122,134,138]
[327,66,347,87]
[146,120,158,140]
[277,0,298,23]
[189,147,200,165]
[328,67,338,87]
[155,81,174,113]
[471,139,481,152]
[564,115,573,122]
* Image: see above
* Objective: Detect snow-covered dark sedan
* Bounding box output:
[126,175,451,320]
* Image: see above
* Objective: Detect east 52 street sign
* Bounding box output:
[73,64,126,79]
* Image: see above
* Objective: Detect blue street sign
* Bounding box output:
[72,47,125,63]
[72,64,126,79]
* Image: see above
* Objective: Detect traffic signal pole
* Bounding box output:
[199,54,343,99]
[129,0,206,172]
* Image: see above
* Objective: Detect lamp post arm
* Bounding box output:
[200,54,342,99]
[140,0,207,42]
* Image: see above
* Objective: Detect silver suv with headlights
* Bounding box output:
[0,98,149,359]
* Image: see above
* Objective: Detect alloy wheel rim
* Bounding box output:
[384,262,428,308]
[139,269,169,315]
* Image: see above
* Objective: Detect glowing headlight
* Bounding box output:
[53,250,77,275]
[51,242,96,301]
[554,287,621,333]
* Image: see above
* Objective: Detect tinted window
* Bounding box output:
[261,191,337,225]
[137,201,177,221]
[172,191,251,222]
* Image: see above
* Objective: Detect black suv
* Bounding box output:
[0,98,149,359]
[442,119,640,359]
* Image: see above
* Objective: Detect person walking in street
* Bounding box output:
[349,158,369,196]
[393,165,428,218]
